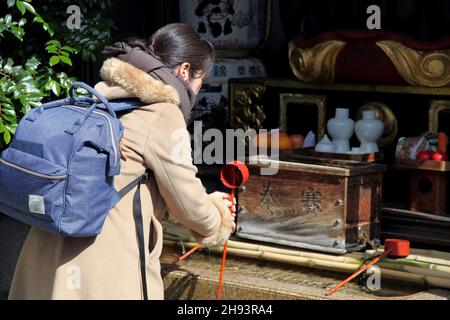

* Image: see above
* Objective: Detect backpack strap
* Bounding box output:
[105,98,144,113]
[118,170,152,300]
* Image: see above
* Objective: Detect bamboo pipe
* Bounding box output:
[168,235,450,272]
[326,250,392,296]
[164,240,450,290]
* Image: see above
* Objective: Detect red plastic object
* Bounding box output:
[384,239,410,258]
[417,151,433,160]
[220,160,250,189]
[177,161,250,265]
[326,239,410,296]
[431,151,448,162]
[217,161,249,300]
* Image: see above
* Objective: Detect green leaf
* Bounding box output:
[44,78,53,90]
[62,46,76,53]
[33,16,44,23]
[16,1,26,15]
[51,81,61,96]
[19,95,28,106]
[3,130,11,145]
[49,56,60,66]
[28,100,41,108]
[5,15,12,24]
[2,108,16,117]
[7,0,16,8]
[3,58,14,73]
[5,123,17,134]
[9,26,25,41]
[59,56,72,66]
[46,45,59,54]
[4,114,16,123]
[46,40,60,46]
[20,105,30,114]
[88,51,96,62]
[25,57,40,71]
[43,23,54,36]
[18,75,33,83]
[18,18,27,26]
[22,2,36,14]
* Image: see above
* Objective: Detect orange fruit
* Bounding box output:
[273,132,294,150]
[290,134,305,149]
[251,133,271,149]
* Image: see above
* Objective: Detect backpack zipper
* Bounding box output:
[68,105,118,167]
[0,158,67,180]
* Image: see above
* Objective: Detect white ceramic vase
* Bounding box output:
[355,110,384,153]
[327,108,355,153]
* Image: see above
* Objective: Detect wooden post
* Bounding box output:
[410,170,447,216]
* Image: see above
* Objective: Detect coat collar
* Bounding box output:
[96,58,181,106]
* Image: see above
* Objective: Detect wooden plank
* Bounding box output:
[247,156,350,176]
[290,148,383,163]
[248,156,387,177]
[383,206,450,223]
[395,159,450,172]
[238,171,347,253]
[231,77,450,97]
[382,206,450,248]
[279,154,387,176]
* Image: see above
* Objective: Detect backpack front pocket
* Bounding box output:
[0,147,67,222]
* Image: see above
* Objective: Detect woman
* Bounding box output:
[8,23,235,300]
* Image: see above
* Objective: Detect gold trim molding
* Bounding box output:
[279,93,326,140]
[377,40,450,88]
[429,100,450,133]
[288,40,346,83]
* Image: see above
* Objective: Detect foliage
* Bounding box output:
[0,0,114,147]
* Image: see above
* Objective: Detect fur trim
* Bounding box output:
[190,195,235,248]
[100,58,180,106]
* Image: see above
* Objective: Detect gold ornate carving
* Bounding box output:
[377,40,450,87]
[429,100,450,133]
[288,40,346,83]
[355,102,398,147]
[279,93,326,140]
[230,83,267,131]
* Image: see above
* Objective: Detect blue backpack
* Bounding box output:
[0,82,151,298]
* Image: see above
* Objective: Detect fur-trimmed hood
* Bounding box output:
[95,58,181,106]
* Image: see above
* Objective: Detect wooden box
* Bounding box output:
[236,156,387,254]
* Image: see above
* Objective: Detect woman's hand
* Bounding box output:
[208,191,236,232]
[209,191,236,214]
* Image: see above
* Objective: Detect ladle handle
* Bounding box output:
[326,250,390,296]
[217,190,236,300]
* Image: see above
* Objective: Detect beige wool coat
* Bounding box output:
[8,58,234,300]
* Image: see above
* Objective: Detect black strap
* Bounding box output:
[118,171,151,300]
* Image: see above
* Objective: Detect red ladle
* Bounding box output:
[326,239,410,296]
[176,161,249,300]
[217,161,249,300]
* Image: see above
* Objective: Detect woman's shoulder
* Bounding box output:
[120,102,187,141]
